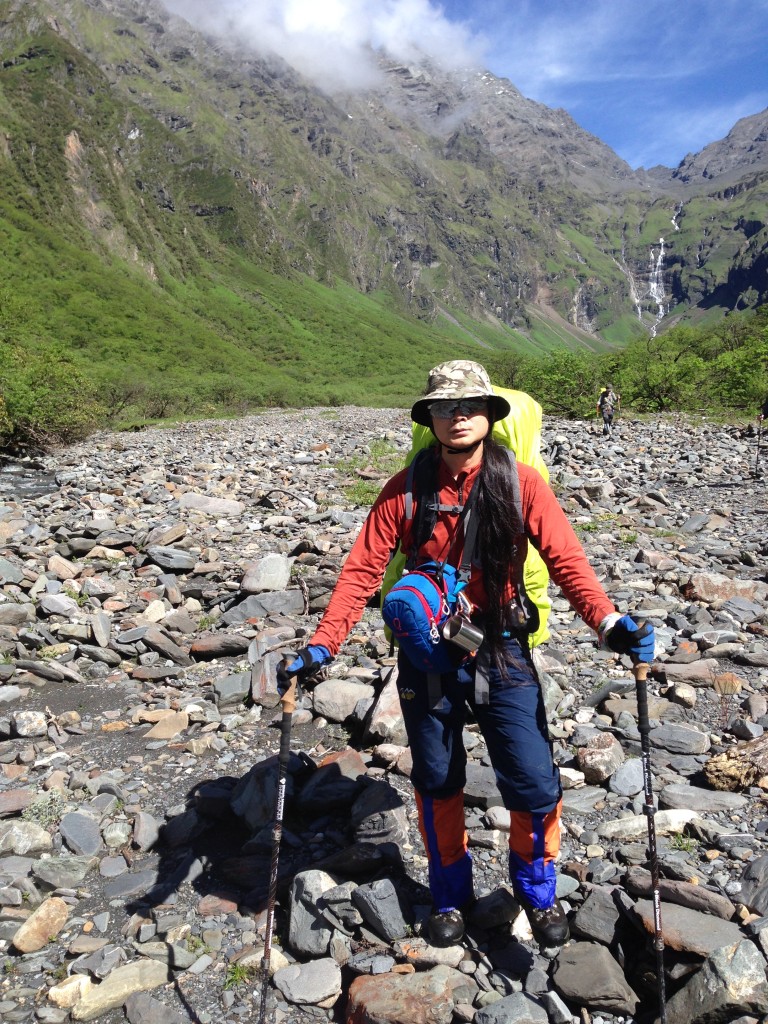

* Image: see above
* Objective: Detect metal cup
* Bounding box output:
[442,614,484,654]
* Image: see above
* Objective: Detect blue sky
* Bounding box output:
[168,0,768,170]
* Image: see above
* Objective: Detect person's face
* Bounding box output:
[429,398,490,449]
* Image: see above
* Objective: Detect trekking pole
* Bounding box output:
[258,664,299,1024]
[756,419,764,477]
[633,658,667,1024]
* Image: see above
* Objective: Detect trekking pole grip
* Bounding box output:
[280,676,298,716]
[633,660,651,736]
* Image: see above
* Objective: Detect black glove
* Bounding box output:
[600,615,655,662]
[277,644,331,694]
[285,645,331,675]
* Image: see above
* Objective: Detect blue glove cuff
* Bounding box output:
[285,644,331,676]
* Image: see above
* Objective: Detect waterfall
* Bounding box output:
[614,253,642,321]
[670,202,682,232]
[648,237,666,337]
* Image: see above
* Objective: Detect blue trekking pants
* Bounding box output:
[397,636,562,912]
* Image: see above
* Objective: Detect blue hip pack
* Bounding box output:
[382,561,475,674]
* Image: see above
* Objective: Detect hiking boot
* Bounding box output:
[516,894,569,948]
[427,908,465,947]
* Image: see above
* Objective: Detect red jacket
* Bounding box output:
[311,456,614,656]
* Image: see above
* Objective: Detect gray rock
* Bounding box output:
[0,820,53,855]
[312,679,375,723]
[12,710,48,737]
[125,992,188,1024]
[102,869,160,901]
[134,941,198,970]
[241,552,291,593]
[212,672,251,706]
[464,762,504,808]
[0,556,25,583]
[0,602,35,624]
[273,957,343,1004]
[145,546,196,572]
[319,881,364,931]
[60,811,103,856]
[665,940,768,1024]
[740,854,768,916]
[608,758,644,796]
[177,493,244,516]
[659,782,748,813]
[288,870,337,956]
[570,887,621,945]
[649,722,711,754]
[351,878,410,942]
[350,779,410,858]
[561,786,605,814]
[33,856,98,890]
[220,590,304,625]
[231,755,302,833]
[70,960,171,1021]
[73,944,128,979]
[38,593,80,616]
[632,899,743,955]
[133,812,161,852]
[553,942,639,1015]
[475,992,549,1023]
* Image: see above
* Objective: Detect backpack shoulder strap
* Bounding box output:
[504,449,536,631]
[403,448,437,568]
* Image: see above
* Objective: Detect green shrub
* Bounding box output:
[1,342,104,448]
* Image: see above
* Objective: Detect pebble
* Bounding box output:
[0,409,766,1023]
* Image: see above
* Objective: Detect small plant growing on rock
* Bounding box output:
[223,962,254,990]
[712,665,742,731]
[62,585,90,607]
[21,790,65,829]
[670,832,698,853]
[186,935,211,955]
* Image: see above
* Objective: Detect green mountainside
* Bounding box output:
[1,0,767,423]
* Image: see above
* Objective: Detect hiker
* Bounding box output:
[597,384,619,436]
[285,360,655,950]
[760,397,768,421]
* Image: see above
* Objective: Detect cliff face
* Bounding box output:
[1,0,766,351]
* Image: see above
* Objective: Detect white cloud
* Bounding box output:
[163,0,485,92]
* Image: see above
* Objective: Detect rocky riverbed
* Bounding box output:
[0,408,767,1024]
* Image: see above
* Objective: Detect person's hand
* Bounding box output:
[600,615,655,662]
[284,644,331,677]
[276,644,331,695]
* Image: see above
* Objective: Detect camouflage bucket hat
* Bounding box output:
[411,360,511,427]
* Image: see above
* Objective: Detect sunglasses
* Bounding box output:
[429,398,488,419]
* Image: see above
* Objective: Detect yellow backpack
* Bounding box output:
[381,387,551,648]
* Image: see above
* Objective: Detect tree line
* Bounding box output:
[487,306,768,422]
[2,303,767,451]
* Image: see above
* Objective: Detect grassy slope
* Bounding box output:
[0,10,617,419]
[16,1,765,423]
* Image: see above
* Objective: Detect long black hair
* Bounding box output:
[474,437,526,663]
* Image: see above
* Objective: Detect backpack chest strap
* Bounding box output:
[426,500,465,515]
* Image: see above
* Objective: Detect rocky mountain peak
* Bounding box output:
[670,107,768,185]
